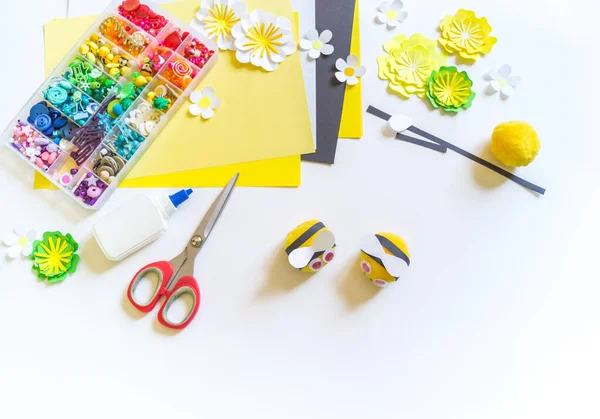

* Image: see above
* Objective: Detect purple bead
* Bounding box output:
[86,172,93,178]
[89,198,98,206]
[81,181,88,187]
[70,169,78,175]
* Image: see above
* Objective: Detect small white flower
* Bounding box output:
[486,65,521,98]
[299,29,334,60]
[376,0,408,28]
[231,10,296,72]
[189,87,221,119]
[190,0,248,51]
[3,225,36,259]
[335,55,366,85]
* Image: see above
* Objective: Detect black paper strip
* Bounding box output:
[367,106,546,195]
[302,0,357,164]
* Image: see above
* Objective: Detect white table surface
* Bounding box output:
[0,0,598,418]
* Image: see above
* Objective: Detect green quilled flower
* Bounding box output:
[30,231,80,283]
[426,66,476,113]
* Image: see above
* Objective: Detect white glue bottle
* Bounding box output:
[93,189,193,261]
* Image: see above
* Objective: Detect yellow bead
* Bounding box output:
[89,41,99,51]
[134,75,148,87]
[121,66,131,75]
[90,34,99,42]
[147,92,156,101]
[106,53,114,62]
[98,46,110,57]
[105,63,119,68]
[109,68,120,77]
[79,44,90,55]
[86,52,96,63]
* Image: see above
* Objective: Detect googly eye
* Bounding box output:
[372,279,388,288]
[323,249,335,263]
[309,258,324,272]
[360,260,372,274]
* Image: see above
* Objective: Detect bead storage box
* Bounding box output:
[1,0,218,209]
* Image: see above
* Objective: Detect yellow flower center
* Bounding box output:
[498,78,508,87]
[18,236,27,246]
[431,71,472,107]
[394,49,429,84]
[198,97,212,109]
[312,41,323,50]
[35,236,73,277]
[386,10,399,20]
[448,20,484,49]
[245,22,284,58]
[203,4,240,41]
[344,67,355,77]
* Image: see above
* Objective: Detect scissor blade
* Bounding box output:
[195,173,239,241]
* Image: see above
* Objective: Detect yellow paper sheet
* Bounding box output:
[339,0,362,139]
[35,0,311,188]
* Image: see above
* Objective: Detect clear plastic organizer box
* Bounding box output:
[1,0,218,209]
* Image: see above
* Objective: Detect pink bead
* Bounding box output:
[47,152,58,165]
[35,158,44,168]
[41,151,50,160]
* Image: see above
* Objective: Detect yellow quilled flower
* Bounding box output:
[377,33,448,99]
[438,9,497,62]
[426,66,475,113]
[190,0,248,51]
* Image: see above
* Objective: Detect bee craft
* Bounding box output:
[285,220,336,272]
[359,233,410,288]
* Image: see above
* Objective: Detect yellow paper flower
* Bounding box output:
[438,9,497,61]
[377,34,448,99]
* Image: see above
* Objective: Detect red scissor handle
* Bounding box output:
[157,276,201,330]
[127,261,173,312]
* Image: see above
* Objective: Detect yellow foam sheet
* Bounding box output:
[35,0,313,188]
[339,0,362,139]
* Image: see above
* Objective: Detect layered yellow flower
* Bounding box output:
[377,34,448,99]
[438,9,497,61]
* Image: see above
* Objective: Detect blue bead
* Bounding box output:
[54,137,60,144]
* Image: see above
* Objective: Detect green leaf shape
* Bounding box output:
[31,231,80,282]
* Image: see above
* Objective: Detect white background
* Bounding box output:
[0,0,598,418]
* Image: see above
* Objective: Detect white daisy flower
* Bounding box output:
[231,10,297,72]
[190,0,248,51]
[299,29,334,60]
[3,225,37,259]
[189,87,221,119]
[335,55,366,85]
[376,0,408,28]
[486,65,521,98]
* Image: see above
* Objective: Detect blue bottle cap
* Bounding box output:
[169,189,193,208]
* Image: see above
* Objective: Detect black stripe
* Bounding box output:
[285,222,325,255]
[375,235,410,266]
[366,106,391,121]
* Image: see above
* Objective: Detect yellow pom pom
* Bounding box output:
[491,121,540,167]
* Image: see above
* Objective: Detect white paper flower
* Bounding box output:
[299,29,334,60]
[376,1,408,28]
[335,55,366,85]
[231,10,296,72]
[486,65,521,98]
[190,0,248,51]
[3,225,36,259]
[189,87,221,119]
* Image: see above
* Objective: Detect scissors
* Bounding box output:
[126,173,239,330]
